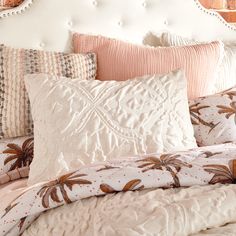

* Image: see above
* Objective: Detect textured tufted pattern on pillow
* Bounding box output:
[0,44,96,139]
[189,87,236,146]
[158,32,236,93]
[25,70,197,185]
[73,33,223,99]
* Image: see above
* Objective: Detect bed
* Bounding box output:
[1,0,236,235]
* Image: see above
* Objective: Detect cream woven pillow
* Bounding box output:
[0,44,96,139]
[25,70,197,185]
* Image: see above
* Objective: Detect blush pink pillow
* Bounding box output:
[73,34,223,99]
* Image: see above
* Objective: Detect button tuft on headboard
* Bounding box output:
[164,20,169,26]
[92,0,98,7]
[0,0,236,51]
[68,21,73,27]
[39,42,45,48]
[118,20,123,27]
[142,1,147,8]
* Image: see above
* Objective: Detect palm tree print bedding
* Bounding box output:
[189,86,236,146]
[1,142,236,236]
[0,136,33,185]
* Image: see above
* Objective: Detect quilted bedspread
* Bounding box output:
[23,184,236,236]
[1,143,236,236]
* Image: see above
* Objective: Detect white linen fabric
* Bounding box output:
[25,71,196,185]
[150,32,236,93]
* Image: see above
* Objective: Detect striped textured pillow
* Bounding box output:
[157,32,236,93]
[73,34,223,99]
[0,44,96,139]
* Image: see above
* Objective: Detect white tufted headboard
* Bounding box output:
[0,0,235,52]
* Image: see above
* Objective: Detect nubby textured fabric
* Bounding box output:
[0,44,96,138]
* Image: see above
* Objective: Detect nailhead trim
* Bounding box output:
[0,0,34,19]
[194,0,236,31]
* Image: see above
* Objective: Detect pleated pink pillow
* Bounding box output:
[73,34,223,99]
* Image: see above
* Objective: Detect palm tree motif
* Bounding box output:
[136,154,192,187]
[96,165,119,172]
[100,179,144,194]
[203,159,236,184]
[1,202,18,218]
[189,103,219,133]
[19,217,27,232]
[221,88,236,100]
[37,172,92,208]
[217,102,236,124]
[1,190,27,218]
[3,137,34,171]
[196,140,204,147]
[224,141,234,144]
[201,151,222,158]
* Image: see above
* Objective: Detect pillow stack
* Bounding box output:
[1,32,234,187]
[25,34,224,184]
[0,44,97,184]
[0,44,97,138]
[146,32,236,147]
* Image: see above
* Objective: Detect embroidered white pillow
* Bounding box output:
[25,71,197,185]
[151,32,236,93]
